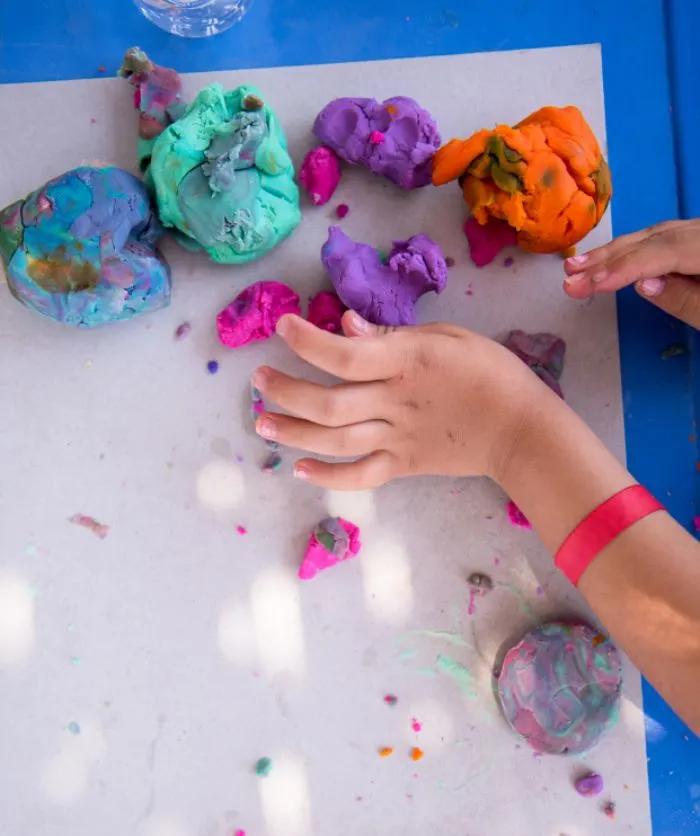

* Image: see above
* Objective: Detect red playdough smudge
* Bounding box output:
[464,216,517,267]
[68,514,109,539]
[506,499,532,530]
[307,291,346,334]
[217,281,301,348]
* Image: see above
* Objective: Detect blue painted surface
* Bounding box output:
[1,0,699,831]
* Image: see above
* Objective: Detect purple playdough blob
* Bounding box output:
[504,330,566,399]
[321,226,448,326]
[496,622,623,756]
[217,281,301,348]
[313,96,441,189]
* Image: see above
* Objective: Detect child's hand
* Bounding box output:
[563,219,700,326]
[253,313,547,490]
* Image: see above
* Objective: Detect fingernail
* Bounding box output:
[256,418,276,440]
[564,272,586,285]
[251,368,268,392]
[351,312,371,332]
[275,316,290,337]
[293,466,310,480]
[566,254,589,266]
[591,270,608,284]
[638,277,666,297]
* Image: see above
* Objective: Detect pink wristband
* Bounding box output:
[555,485,664,585]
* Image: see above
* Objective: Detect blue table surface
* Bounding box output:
[2,0,699,831]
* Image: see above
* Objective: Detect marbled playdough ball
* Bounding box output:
[0,166,170,327]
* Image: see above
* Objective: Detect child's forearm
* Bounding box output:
[500,391,700,734]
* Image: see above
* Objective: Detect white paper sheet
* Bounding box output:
[0,46,651,836]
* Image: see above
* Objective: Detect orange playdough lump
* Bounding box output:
[432,106,612,253]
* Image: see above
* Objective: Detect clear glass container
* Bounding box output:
[133,0,253,38]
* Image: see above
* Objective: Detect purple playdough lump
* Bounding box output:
[574,772,604,798]
[313,96,441,189]
[321,226,448,326]
[217,281,301,348]
[299,146,341,206]
[464,217,518,268]
[504,330,567,399]
[307,290,346,334]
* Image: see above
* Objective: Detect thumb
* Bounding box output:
[341,310,399,337]
[636,275,700,327]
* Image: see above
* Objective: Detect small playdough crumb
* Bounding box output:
[467,572,494,595]
[411,719,423,733]
[207,360,219,374]
[384,694,398,707]
[379,747,394,757]
[261,452,283,473]
[661,343,686,360]
[299,146,341,206]
[234,830,246,836]
[445,256,456,267]
[496,622,623,755]
[603,801,616,820]
[504,256,514,267]
[410,747,424,761]
[236,525,247,535]
[68,514,109,539]
[255,757,273,777]
[506,500,532,530]
[314,96,440,189]
[217,281,301,348]
[67,722,81,734]
[336,203,350,219]
[321,226,448,326]
[575,772,604,797]
[464,216,518,267]
[307,290,346,334]
[298,517,362,580]
[174,322,191,339]
[693,516,700,534]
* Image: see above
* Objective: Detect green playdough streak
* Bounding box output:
[436,654,478,701]
[148,84,300,264]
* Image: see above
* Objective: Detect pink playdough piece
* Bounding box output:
[299,146,341,206]
[217,281,301,348]
[307,290,346,334]
[506,499,532,530]
[464,216,518,268]
[298,517,362,580]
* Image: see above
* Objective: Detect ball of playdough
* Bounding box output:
[145,83,301,263]
[299,146,341,206]
[496,622,622,755]
[298,517,362,580]
[217,281,301,348]
[321,226,448,326]
[0,166,170,327]
[313,96,441,189]
[433,106,611,253]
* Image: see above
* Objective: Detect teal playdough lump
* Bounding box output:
[146,82,301,264]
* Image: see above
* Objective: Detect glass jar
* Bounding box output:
[133,0,253,38]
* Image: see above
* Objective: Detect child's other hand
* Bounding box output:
[563,219,700,327]
[253,313,546,490]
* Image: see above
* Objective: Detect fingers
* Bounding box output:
[253,367,387,426]
[256,413,390,458]
[563,221,698,300]
[636,274,700,328]
[277,314,406,380]
[342,310,398,338]
[292,451,397,490]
